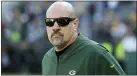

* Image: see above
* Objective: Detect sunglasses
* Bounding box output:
[45,17,75,27]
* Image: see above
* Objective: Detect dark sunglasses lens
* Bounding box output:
[45,19,54,27]
[57,18,69,26]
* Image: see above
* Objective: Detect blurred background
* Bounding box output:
[1,1,136,75]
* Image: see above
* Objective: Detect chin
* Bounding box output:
[52,41,63,46]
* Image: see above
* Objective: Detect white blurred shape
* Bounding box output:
[111,22,127,38]
[122,36,136,52]
[107,2,119,10]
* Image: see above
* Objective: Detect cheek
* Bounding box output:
[63,26,74,39]
[47,28,52,38]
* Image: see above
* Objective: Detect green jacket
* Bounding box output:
[42,33,125,75]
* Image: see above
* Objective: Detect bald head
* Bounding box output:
[46,1,76,18]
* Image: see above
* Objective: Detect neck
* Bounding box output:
[55,33,78,52]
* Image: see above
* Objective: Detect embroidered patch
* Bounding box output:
[69,70,76,75]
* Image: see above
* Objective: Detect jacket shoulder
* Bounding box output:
[42,48,54,66]
[82,39,108,54]
[42,48,54,60]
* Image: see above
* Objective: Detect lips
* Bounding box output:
[52,34,62,39]
[51,32,63,38]
[53,35,61,38]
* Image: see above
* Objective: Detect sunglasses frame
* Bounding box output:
[45,17,76,27]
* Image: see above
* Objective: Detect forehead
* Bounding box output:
[46,6,71,18]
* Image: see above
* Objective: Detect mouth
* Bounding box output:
[53,36,61,38]
[52,32,63,38]
[52,35,62,39]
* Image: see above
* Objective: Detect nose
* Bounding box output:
[52,22,60,32]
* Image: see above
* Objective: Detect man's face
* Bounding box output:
[46,8,76,46]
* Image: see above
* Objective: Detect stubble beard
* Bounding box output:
[51,36,64,46]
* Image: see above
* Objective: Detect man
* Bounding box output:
[42,1,126,75]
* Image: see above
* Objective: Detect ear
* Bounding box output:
[73,18,79,31]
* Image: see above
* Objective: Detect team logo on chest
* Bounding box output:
[69,70,76,75]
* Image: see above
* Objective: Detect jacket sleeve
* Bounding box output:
[94,50,126,75]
